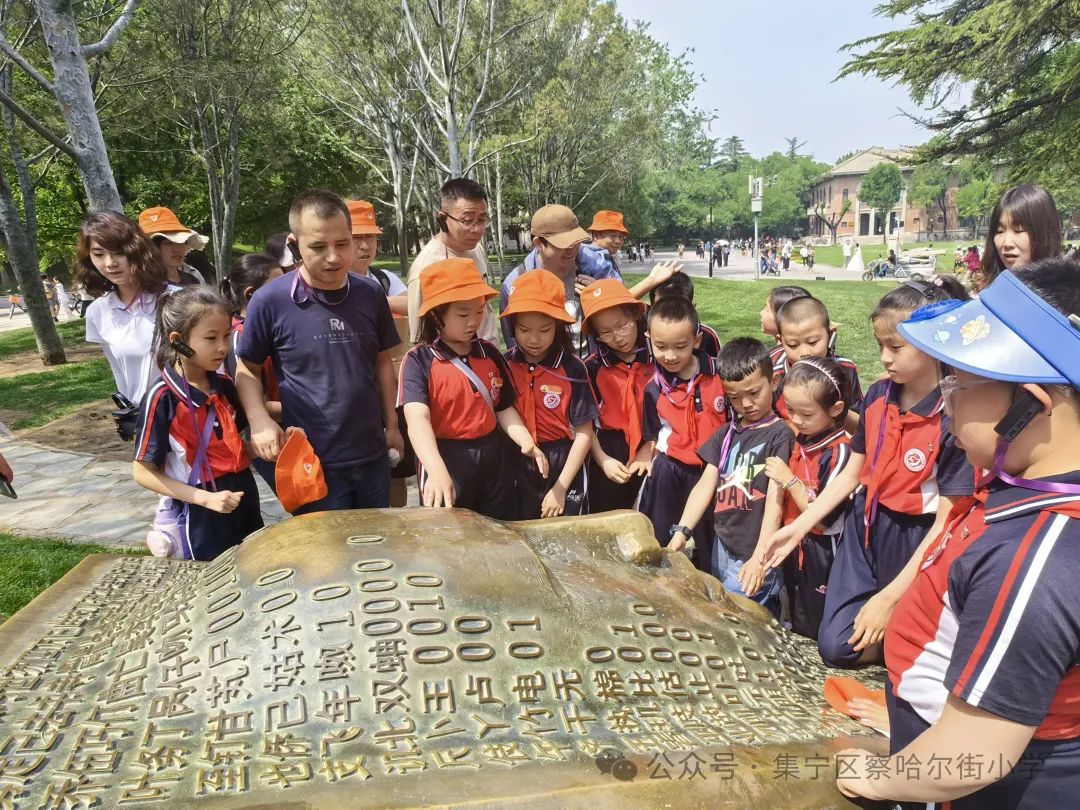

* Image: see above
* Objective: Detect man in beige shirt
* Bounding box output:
[407,178,498,344]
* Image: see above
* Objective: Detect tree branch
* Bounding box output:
[0,86,76,160]
[83,0,140,57]
[0,34,53,93]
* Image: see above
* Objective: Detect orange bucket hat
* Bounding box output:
[275,429,328,513]
[822,676,886,719]
[138,206,209,248]
[586,210,629,234]
[346,199,382,236]
[418,257,497,317]
[500,269,573,323]
[580,279,644,333]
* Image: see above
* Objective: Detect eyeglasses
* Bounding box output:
[595,321,635,341]
[939,374,996,415]
[440,211,489,230]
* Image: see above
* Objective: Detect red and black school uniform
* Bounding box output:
[768,343,786,376]
[698,323,722,357]
[885,475,1080,808]
[504,345,598,518]
[772,354,865,421]
[780,426,852,639]
[225,314,280,491]
[637,349,728,557]
[134,366,263,561]
[585,341,655,512]
[818,379,974,668]
[398,337,518,520]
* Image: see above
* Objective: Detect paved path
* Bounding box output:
[623,249,865,282]
[0,429,287,548]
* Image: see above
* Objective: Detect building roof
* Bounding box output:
[827,147,915,178]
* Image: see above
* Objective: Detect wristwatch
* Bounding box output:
[668,524,691,539]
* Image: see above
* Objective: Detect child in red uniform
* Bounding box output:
[398,257,547,518]
[772,295,864,432]
[638,296,728,559]
[648,272,722,356]
[583,279,656,512]
[133,287,264,560]
[221,252,283,489]
[759,285,811,374]
[502,270,598,518]
[762,281,973,668]
[836,259,1080,808]
[755,357,853,639]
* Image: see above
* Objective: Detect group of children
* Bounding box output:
[76,179,1080,805]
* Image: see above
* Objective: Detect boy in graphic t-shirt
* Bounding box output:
[670,338,793,615]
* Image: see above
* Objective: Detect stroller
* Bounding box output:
[761,255,781,276]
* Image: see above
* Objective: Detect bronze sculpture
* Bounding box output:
[0,509,886,808]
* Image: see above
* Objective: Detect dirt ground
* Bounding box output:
[15,401,133,461]
[0,344,103,378]
[0,345,131,461]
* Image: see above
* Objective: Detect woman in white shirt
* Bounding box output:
[76,212,170,430]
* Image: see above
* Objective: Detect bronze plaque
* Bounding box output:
[0,509,885,808]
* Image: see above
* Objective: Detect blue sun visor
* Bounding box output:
[898,271,1080,388]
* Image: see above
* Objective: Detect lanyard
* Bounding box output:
[717,413,779,471]
[980,439,1080,495]
[290,270,350,306]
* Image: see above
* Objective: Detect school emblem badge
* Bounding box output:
[904,448,927,472]
[543,392,561,409]
[713,395,725,413]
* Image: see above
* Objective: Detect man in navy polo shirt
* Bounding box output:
[236,189,403,511]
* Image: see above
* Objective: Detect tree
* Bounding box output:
[719,135,747,169]
[814,198,852,245]
[954,174,995,238]
[838,0,1080,180]
[859,162,903,244]
[908,157,962,234]
[784,137,807,161]
[397,0,544,179]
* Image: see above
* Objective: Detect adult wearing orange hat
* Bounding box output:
[346,199,407,316]
[583,209,629,277]
[138,206,208,287]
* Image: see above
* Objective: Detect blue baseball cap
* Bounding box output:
[898,271,1080,389]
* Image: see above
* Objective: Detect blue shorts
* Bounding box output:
[711,539,782,619]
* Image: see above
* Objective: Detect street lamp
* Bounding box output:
[750,176,763,280]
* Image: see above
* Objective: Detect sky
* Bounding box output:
[615,0,934,166]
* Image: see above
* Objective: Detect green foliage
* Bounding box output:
[859,163,903,242]
[839,1,1080,180]
[0,320,86,361]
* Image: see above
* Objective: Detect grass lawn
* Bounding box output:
[0,319,88,361]
[0,358,115,429]
[0,532,141,621]
[812,241,978,274]
[626,275,891,385]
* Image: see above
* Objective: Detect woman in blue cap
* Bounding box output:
[834,256,1080,807]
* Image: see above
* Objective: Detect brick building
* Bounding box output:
[807,147,960,243]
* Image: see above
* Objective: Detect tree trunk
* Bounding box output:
[34,0,122,212]
[492,152,507,279]
[0,169,65,364]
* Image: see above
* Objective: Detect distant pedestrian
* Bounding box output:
[842,240,852,269]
